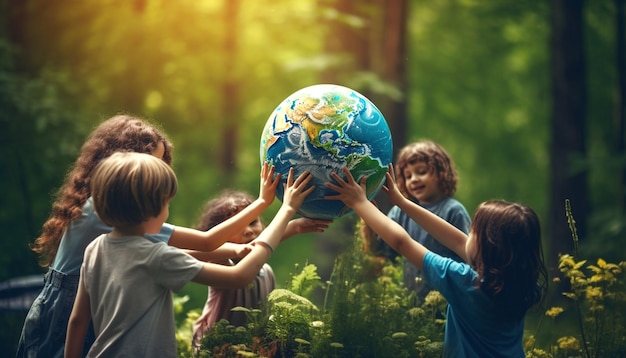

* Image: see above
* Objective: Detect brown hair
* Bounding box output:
[91,152,177,227]
[470,200,548,319]
[195,190,257,231]
[394,140,458,200]
[31,114,173,267]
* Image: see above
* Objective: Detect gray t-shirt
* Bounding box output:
[82,234,203,357]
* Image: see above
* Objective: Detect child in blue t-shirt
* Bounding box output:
[375,140,470,302]
[327,165,547,357]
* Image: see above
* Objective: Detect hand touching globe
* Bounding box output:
[260,84,393,219]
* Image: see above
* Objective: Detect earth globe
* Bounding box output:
[260,84,393,220]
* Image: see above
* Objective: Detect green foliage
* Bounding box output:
[174,295,198,358]
[288,263,322,298]
[0,38,90,356]
[0,40,89,279]
[526,202,626,358]
[179,205,626,357]
[189,222,444,357]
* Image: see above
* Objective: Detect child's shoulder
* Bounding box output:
[441,196,466,208]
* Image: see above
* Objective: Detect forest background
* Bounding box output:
[0,0,622,355]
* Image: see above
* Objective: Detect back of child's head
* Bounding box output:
[395,140,458,198]
[91,152,177,228]
[33,114,174,266]
[77,115,174,192]
[470,200,547,319]
[195,190,255,231]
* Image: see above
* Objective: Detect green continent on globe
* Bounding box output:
[260,84,393,220]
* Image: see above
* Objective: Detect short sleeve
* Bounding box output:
[145,223,175,243]
[422,251,477,305]
[149,244,203,292]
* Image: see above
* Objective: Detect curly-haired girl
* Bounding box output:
[17,114,279,357]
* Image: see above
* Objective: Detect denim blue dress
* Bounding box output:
[16,198,173,358]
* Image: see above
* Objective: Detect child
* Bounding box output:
[191,190,331,350]
[17,115,278,357]
[326,166,547,357]
[64,152,314,357]
[375,140,470,302]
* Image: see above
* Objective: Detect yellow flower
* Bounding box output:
[523,335,536,351]
[525,348,551,358]
[557,336,580,351]
[545,306,564,318]
[424,290,445,306]
[408,307,425,318]
[585,286,603,304]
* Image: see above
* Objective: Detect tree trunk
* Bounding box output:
[615,0,626,210]
[379,0,408,157]
[319,0,370,82]
[549,0,588,270]
[219,0,240,175]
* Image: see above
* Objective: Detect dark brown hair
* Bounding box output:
[31,114,173,267]
[470,200,548,319]
[195,190,256,231]
[394,140,458,200]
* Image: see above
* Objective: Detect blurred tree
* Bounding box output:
[615,0,625,209]
[548,0,588,272]
[219,0,241,177]
[0,39,89,354]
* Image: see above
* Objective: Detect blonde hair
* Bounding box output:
[91,152,177,227]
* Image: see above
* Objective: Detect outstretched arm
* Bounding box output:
[65,276,91,358]
[185,242,254,262]
[169,162,280,251]
[326,167,429,270]
[281,217,332,242]
[192,168,315,288]
[383,164,469,261]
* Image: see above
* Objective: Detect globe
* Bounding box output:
[260,84,393,219]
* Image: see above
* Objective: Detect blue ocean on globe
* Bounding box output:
[260,84,393,220]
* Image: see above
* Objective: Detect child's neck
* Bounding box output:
[110,225,146,238]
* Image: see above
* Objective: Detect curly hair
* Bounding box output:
[31,114,173,267]
[195,190,256,231]
[470,200,548,319]
[394,140,458,200]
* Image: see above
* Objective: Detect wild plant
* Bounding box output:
[526,199,626,358]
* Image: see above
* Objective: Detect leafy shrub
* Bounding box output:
[184,221,444,357]
[526,200,626,358]
[178,200,626,357]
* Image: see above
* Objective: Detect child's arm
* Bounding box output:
[169,162,280,251]
[326,167,429,270]
[185,242,254,262]
[281,217,332,242]
[192,168,315,288]
[65,276,91,358]
[383,164,469,261]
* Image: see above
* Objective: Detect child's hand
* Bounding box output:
[259,161,281,205]
[282,168,315,212]
[382,164,404,206]
[288,217,332,235]
[325,167,369,208]
[233,243,254,259]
